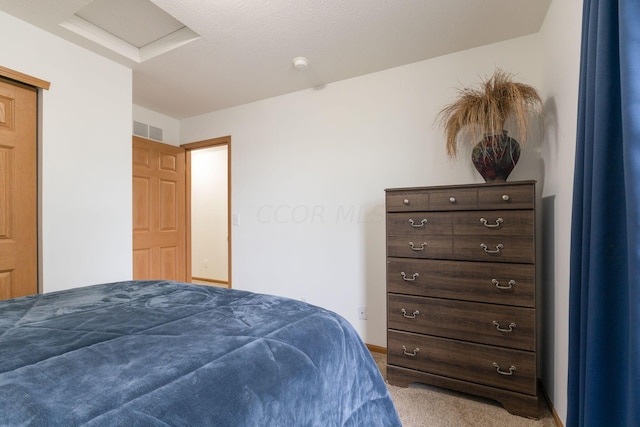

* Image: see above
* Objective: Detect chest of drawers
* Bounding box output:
[385,181,538,418]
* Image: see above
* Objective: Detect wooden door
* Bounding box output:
[132,136,186,281]
[0,78,37,299]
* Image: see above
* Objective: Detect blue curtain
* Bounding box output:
[568,1,640,426]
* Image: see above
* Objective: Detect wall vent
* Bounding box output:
[149,125,163,141]
[133,120,148,138]
[133,120,163,142]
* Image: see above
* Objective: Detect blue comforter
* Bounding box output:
[0,280,400,426]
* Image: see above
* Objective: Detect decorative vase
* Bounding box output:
[471,130,521,182]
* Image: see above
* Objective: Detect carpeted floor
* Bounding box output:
[371,352,558,427]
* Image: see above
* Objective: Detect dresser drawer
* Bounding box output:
[428,188,478,210]
[388,330,536,395]
[453,210,534,237]
[387,212,452,236]
[386,258,535,307]
[388,294,535,351]
[387,236,452,259]
[453,236,534,263]
[477,184,534,210]
[386,190,430,212]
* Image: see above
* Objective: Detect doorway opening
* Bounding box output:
[182,136,231,288]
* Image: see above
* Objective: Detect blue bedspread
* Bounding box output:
[0,280,400,426]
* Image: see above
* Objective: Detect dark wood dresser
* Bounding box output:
[385,181,538,418]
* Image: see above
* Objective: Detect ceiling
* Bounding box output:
[0,0,552,120]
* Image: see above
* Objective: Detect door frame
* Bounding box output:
[181,135,232,287]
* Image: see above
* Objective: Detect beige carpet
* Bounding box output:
[371,352,558,427]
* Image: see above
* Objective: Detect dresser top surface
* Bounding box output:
[385,180,536,193]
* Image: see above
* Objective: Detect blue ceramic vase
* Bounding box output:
[471,130,521,182]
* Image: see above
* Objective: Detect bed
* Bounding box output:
[0,280,400,426]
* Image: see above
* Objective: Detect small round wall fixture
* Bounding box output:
[292,56,309,70]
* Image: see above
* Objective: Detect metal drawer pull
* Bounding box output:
[492,362,516,376]
[481,243,503,254]
[401,272,419,281]
[492,321,517,332]
[409,242,427,251]
[492,279,516,289]
[409,218,428,228]
[449,196,456,203]
[402,345,419,357]
[502,194,510,201]
[403,199,410,205]
[480,217,504,228]
[401,308,420,319]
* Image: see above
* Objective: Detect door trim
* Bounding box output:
[0,66,50,90]
[181,135,232,287]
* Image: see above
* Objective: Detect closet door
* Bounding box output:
[0,78,37,299]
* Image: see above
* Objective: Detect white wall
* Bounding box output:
[0,11,133,293]
[181,34,544,349]
[539,0,583,423]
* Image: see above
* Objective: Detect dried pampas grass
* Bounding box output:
[437,69,543,159]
